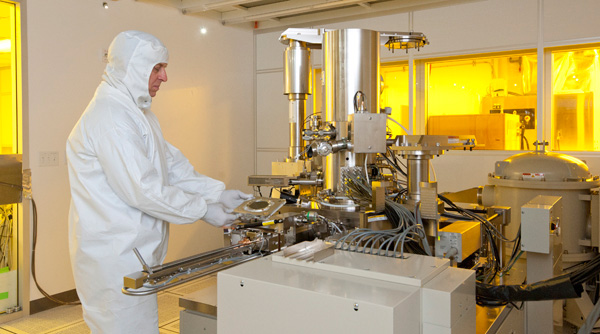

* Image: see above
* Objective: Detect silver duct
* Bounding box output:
[284,40,312,162]
[323,29,380,192]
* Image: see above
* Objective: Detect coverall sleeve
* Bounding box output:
[164,141,225,203]
[93,126,208,225]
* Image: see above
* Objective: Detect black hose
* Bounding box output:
[31,199,80,305]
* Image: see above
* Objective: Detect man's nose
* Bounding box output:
[159,69,168,82]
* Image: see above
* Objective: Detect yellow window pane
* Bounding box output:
[380,63,409,136]
[552,48,600,151]
[0,1,16,154]
[426,53,537,150]
[312,68,323,117]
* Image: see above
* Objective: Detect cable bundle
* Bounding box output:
[476,252,600,307]
[335,167,430,258]
[437,194,520,283]
[0,205,13,269]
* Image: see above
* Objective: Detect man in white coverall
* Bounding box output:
[66,30,252,333]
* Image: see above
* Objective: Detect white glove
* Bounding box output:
[218,190,254,211]
[202,203,238,227]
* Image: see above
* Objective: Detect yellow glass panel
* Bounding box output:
[0,1,16,154]
[0,1,19,310]
[426,53,537,150]
[312,68,323,117]
[314,64,410,138]
[380,63,409,136]
[552,48,600,151]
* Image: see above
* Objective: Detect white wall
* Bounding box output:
[255,0,600,195]
[25,0,254,301]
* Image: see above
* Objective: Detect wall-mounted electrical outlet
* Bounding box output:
[39,151,59,167]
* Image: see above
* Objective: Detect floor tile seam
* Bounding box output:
[0,318,87,334]
[159,329,178,334]
[40,319,88,334]
[159,318,179,328]
[0,328,19,334]
[158,316,181,328]
[43,321,89,334]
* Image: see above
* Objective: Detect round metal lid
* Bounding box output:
[493,152,594,182]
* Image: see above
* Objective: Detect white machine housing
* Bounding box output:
[217,251,475,334]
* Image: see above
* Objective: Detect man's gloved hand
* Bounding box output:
[218,190,254,211]
[202,203,238,227]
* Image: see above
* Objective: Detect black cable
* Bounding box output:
[441,212,475,220]
[438,193,515,284]
[444,207,488,214]
[31,198,80,305]
[595,274,600,304]
[380,153,407,177]
[477,254,600,307]
[520,129,525,150]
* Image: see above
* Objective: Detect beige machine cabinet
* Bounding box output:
[217,251,474,334]
[521,195,563,334]
[179,275,218,334]
[485,151,599,263]
[520,196,561,254]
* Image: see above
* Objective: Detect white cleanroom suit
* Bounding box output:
[67,31,231,333]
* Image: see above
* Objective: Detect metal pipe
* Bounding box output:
[284,40,311,161]
[323,29,380,193]
[290,179,324,185]
[407,157,430,203]
[122,253,262,296]
[146,241,259,273]
[133,247,153,274]
[288,96,306,160]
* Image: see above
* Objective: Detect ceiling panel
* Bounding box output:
[138,0,483,30]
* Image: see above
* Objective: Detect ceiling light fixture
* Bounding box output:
[103,2,108,9]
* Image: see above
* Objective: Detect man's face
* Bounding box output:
[148,63,168,97]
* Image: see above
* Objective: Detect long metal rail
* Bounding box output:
[122,240,265,296]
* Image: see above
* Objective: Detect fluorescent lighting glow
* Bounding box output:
[0,39,11,53]
[103,2,108,9]
[200,27,207,34]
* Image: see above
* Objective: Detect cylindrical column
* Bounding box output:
[284,40,311,161]
[407,156,430,204]
[288,95,306,161]
[323,29,380,192]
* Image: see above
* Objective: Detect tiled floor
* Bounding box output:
[0,277,212,334]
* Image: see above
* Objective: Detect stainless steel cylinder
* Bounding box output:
[284,40,311,95]
[407,156,430,203]
[284,40,312,161]
[288,96,306,160]
[323,29,380,192]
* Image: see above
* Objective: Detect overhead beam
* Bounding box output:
[221,0,375,25]
[249,0,470,30]
[204,0,264,10]
[136,0,484,31]
[135,0,184,8]
[179,0,264,13]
